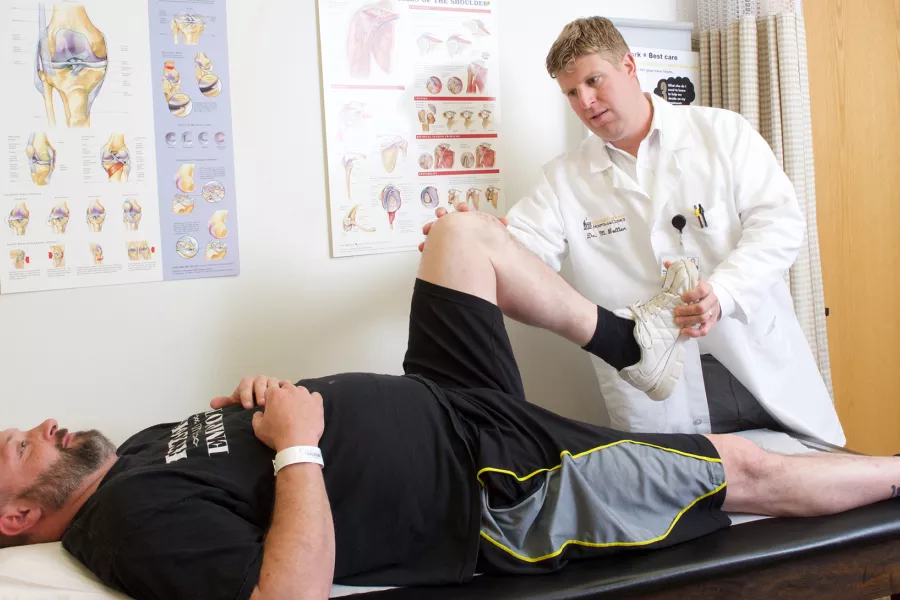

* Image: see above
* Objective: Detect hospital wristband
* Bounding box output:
[273,446,324,474]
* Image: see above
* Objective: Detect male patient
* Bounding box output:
[1,212,898,600]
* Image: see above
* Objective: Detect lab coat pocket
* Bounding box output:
[747,299,788,371]
[684,203,734,261]
[748,313,790,388]
[688,204,726,234]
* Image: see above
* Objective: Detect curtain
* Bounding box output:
[697,0,833,399]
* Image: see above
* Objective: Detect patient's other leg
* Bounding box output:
[707,434,900,517]
[418,211,596,347]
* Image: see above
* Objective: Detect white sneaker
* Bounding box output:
[614,259,699,401]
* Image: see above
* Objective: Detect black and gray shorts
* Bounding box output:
[403,278,732,575]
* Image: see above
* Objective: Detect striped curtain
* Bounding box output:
[697,0,833,399]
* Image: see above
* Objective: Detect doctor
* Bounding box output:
[429,17,845,445]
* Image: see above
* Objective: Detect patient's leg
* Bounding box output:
[418,211,596,347]
[707,433,900,517]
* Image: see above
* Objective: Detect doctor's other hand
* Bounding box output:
[417,203,509,252]
[674,280,721,338]
[252,383,324,452]
[210,375,293,410]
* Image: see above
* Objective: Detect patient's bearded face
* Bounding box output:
[17,429,116,511]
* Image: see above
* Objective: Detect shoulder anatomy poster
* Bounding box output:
[318,0,502,258]
[0,0,238,294]
[631,47,700,105]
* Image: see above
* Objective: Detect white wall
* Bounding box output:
[0,0,677,444]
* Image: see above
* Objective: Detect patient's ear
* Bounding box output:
[0,504,42,537]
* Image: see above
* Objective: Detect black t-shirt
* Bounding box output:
[62,373,479,600]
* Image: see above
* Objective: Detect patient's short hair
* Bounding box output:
[545,16,631,78]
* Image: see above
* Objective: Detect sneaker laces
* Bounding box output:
[629,291,679,348]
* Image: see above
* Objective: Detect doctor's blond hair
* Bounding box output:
[545,17,631,78]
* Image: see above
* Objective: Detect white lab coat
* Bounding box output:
[506,93,845,445]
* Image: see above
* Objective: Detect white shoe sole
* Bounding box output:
[644,335,687,401]
[620,261,699,401]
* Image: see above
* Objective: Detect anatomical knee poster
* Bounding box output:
[0,0,239,294]
[318,0,503,257]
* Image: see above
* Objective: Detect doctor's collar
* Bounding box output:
[586,94,695,173]
[647,92,696,152]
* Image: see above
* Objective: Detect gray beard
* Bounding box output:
[18,430,117,511]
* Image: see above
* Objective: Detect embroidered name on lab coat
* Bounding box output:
[583,214,628,240]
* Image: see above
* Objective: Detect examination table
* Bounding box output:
[2,433,898,599]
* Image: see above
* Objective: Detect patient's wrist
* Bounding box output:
[273,445,324,474]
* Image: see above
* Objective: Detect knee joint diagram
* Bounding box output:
[50,244,65,267]
[26,133,56,185]
[206,240,226,260]
[127,240,153,261]
[123,199,141,231]
[171,12,205,45]
[173,194,194,214]
[202,181,225,203]
[194,52,222,97]
[175,164,194,193]
[89,243,103,264]
[101,134,130,182]
[164,51,222,115]
[176,235,198,259]
[34,3,108,128]
[208,210,228,239]
[85,198,106,232]
[46,201,70,234]
[162,61,191,117]
[7,202,30,236]
[10,249,27,269]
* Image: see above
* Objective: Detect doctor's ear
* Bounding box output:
[622,53,638,77]
[0,504,42,538]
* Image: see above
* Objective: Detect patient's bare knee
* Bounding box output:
[428,210,508,251]
[706,434,783,512]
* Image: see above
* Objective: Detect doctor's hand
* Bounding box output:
[210,375,294,410]
[675,281,721,338]
[417,203,509,252]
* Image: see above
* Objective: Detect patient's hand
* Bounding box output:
[252,383,324,451]
[210,375,293,410]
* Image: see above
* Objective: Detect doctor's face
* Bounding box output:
[557,52,644,142]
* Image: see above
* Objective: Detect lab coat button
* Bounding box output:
[693,419,702,426]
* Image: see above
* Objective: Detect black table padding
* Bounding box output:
[367,500,900,599]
